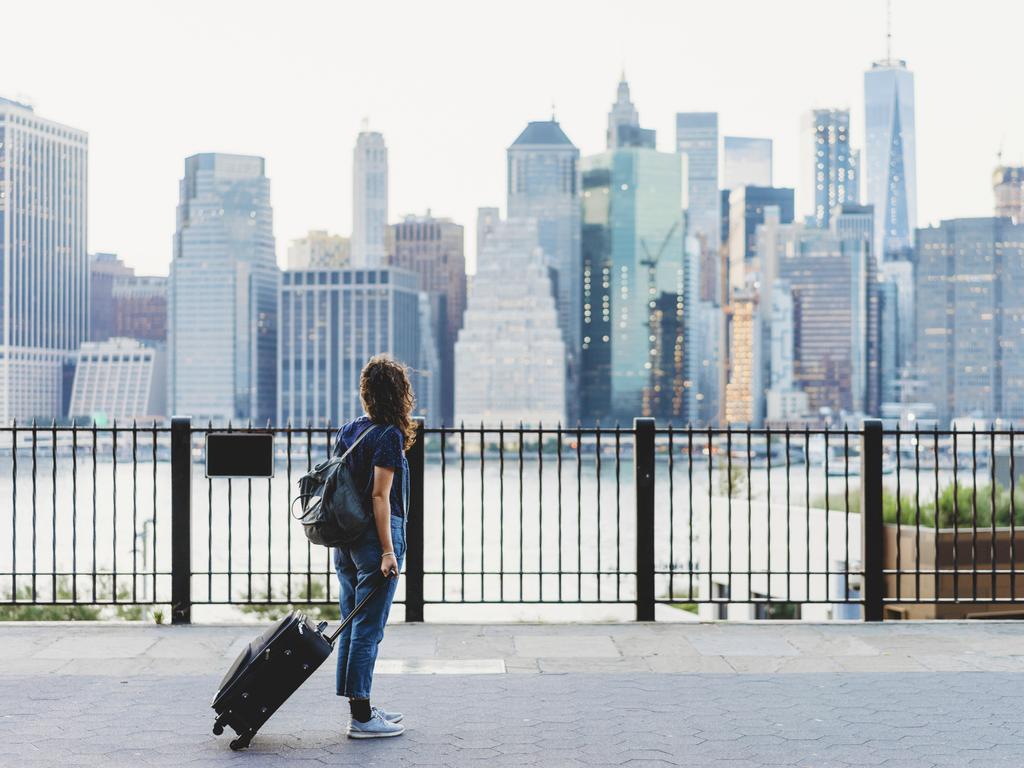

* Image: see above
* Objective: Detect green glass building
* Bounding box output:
[580,148,688,422]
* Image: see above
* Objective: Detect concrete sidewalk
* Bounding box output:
[2,621,1024,766]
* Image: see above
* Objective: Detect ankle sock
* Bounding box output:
[350,698,372,723]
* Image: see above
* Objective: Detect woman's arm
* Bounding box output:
[371,466,398,577]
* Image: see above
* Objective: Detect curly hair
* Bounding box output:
[359,354,417,450]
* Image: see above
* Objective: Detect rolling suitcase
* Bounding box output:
[211,572,389,750]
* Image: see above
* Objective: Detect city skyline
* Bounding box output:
[3,0,1022,276]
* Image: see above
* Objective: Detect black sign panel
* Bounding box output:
[205,432,275,478]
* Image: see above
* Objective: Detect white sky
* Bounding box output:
[3,0,1022,276]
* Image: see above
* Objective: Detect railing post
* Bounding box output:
[170,416,192,625]
[634,417,656,621]
[861,418,884,622]
[404,418,425,622]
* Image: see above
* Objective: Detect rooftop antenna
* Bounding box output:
[551,101,557,121]
[886,0,892,61]
[360,116,369,132]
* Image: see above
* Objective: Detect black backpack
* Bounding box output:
[291,425,376,547]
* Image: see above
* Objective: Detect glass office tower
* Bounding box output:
[169,153,279,424]
[581,148,687,422]
[802,108,859,228]
[0,97,89,423]
[723,136,773,190]
[864,58,917,261]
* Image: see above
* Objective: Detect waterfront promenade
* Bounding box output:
[2,620,1023,767]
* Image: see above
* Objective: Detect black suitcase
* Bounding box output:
[212,573,388,750]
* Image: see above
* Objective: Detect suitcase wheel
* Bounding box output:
[230,734,252,751]
[212,723,224,736]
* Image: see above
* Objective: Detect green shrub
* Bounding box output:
[817,484,1024,528]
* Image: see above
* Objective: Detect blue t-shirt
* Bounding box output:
[333,416,409,518]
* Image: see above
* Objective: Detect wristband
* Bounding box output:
[382,551,395,558]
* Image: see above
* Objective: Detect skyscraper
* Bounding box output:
[864,57,917,261]
[278,266,426,426]
[676,112,720,260]
[723,136,773,190]
[89,253,166,343]
[914,217,1024,423]
[386,212,466,425]
[0,97,88,423]
[607,76,656,149]
[68,338,166,423]
[506,119,581,412]
[726,186,795,292]
[580,147,688,422]
[351,127,388,268]
[993,165,1024,221]
[455,215,565,426]
[168,153,278,424]
[802,108,859,228]
[287,230,350,269]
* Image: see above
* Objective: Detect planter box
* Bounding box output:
[882,524,1024,619]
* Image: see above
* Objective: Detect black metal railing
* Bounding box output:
[2,418,1022,622]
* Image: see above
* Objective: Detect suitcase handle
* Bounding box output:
[327,571,395,645]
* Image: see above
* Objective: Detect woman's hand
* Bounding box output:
[380,552,398,578]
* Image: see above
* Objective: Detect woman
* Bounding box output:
[332,354,415,739]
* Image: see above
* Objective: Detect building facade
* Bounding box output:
[386,212,466,425]
[723,136,773,190]
[607,76,656,149]
[914,218,1024,423]
[580,147,689,423]
[994,165,1024,222]
[676,112,720,286]
[278,267,427,426]
[68,338,166,423]
[726,186,795,292]
[864,58,917,261]
[287,230,350,270]
[802,108,859,228]
[0,97,89,423]
[168,153,278,424]
[455,216,565,426]
[352,128,388,268]
[90,253,166,343]
[506,119,582,413]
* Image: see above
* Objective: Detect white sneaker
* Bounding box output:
[347,711,406,739]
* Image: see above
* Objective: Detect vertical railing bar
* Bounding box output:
[152,421,157,604]
[896,426,902,602]
[726,427,732,604]
[933,427,940,605]
[971,425,978,601]
[952,430,959,603]
[440,427,447,601]
[537,422,543,602]
[91,421,97,603]
[707,426,713,608]
[132,420,139,604]
[51,421,57,603]
[785,425,791,604]
[71,422,77,602]
[914,423,921,602]
[460,422,466,602]
[325,423,332,604]
[208,421,214,602]
[668,424,674,606]
[596,424,602,602]
[556,423,562,602]
[766,426,772,607]
[31,420,38,602]
[687,425,694,604]
[10,421,17,602]
[112,420,119,604]
[615,424,621,603]
[746,425,752,602]
[576,424,582,600]
[305,426,312,603]
[990,425,997,602]
[823,426,830,606]
[267,423,276,603]
[285,423,293,604]
[517,422,523,601]
[804,427,810,603]
[843,425,850,602]
[1011,426,1017,603]
[498,423,504,602]
[481,422,486,602]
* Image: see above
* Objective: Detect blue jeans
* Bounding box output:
[334,514,405,699]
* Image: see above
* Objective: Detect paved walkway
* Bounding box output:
[2,621,1024,766]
